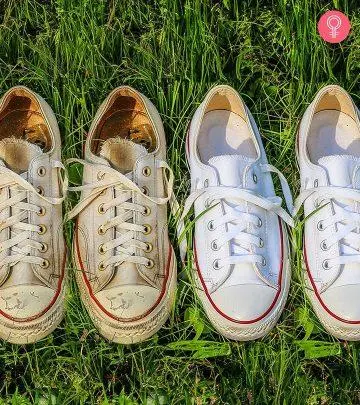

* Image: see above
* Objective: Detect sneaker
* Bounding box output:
[0,86,67,344]
[182,85,293,340]
[68,86,177,343]
[295,85,360,340]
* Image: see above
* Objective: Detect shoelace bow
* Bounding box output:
[294,178,360,269]
[0,161,67,268]
[67,158,179,270]
[179,163,294,265]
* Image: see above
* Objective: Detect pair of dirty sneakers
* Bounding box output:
[0,84,359,344]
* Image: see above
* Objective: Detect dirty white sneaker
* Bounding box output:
[295,85,360,340]
[0,86,67,344]
[182,85,293,341]
[68,86,177,344]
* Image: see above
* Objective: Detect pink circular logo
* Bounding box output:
[318,10,351,43]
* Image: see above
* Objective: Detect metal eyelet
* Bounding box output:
[322,260,330,270]
[98,225,105,235]
[261,257,266,266]
[37,207,46,216]
[212,259,221,270]
[142,206,151,216]
[259,238,264,248]
[252,173,258,183]
[211,240,220,251]
[317,221,324,231]
[37,166,46,177]
[142,186,149,196]
[257,218,262,228]
[207,221,215,231]
[320,240,328,251]
[98,244,105,254]
[314,179,319,188]
[38,224,47,235]
[142,166,151,177]
[98,203,105,214]
[98,262,106,271]
[143,224,152,235]
[145,259,154,268]
[204,179,209,188]
[97,171,105,181]
[145,242,153,253]
[37,186,44,196]
[40,259,49,268]
[39,243,48,253]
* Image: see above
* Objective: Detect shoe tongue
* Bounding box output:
[208,155,256,187]
[0,137,43,174]
[99,138,147,173]
[318,155,360,187]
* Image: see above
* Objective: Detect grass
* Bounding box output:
[0,0,360,403]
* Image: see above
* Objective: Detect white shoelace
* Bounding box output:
[67,158,178,270]
[294,184,360,269]
[0,161,67,268]
[179,163,294,264]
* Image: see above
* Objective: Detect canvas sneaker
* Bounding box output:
[68,86,177,343]
[181,85,293,340]
[295,85,360,340]
[0,86,67,344]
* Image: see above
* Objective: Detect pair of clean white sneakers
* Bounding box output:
[0,84,359,344]
[184,84,360,341]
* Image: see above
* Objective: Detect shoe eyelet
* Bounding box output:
[257,218,262,228]
[98,203,105,214]
[252,173,258,183]
[314,179,319,188]
[204,179,209,188]
[98,261,106,271]
[207,221,215,231]
[261,257,266,266]
[97,171,105,181]
[37,206,46,216]
[37,166,46,177]
[39,243,48,253]
[37,186,44,196]
[320,240,328,251]
[37,224,47,235]
[98,244,105,254]
[142,186,149,196]
[142,166,151,177]
[142,224,152,235]
[322,260,331,270]
[212,259,221,270]
[259,238,264,248]
[317,221,324,231]
[142,206,151,216]
[145,242,153,253]
[40,259,49,268]
[98,225,105,235]
[145,259,154,268]
[211,240,220,251]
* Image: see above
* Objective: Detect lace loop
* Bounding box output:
[0,161,67,268]
[67,158,179,270]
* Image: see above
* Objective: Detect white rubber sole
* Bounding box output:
[0,285,65,344]
[74,249,177,344]
[192,224,291,341]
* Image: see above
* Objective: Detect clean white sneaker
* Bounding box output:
[0,86,67,344]
[68,86,177,344]
[182,85,293,340]
[295,85,360,340]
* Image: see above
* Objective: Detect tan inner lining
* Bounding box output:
[91,88,157,154]
[0,89,52,151]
